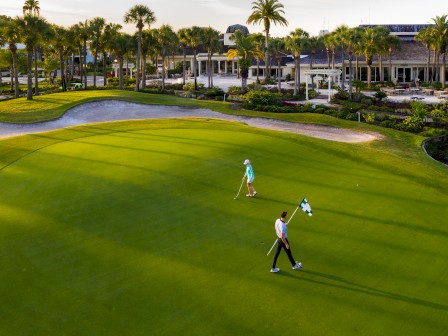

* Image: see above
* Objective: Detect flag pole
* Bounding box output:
[266,239,278,256]
[286,205,301,224]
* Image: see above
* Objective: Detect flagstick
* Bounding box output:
[266,239,278,256]
[286,205,301,225]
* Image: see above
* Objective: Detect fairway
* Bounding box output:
[0,118,447,335]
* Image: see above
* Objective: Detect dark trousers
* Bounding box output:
[272,238,296,268]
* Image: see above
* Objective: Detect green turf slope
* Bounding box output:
[0,119,447,335]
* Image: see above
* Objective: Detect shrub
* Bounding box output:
[362,113,375,124]
[227,85,246,95]
[375,91,387,101]
[244,90,282,106]
[397,117,424,133]
[345,112,359,121]
[420,127,448,137]
[410,101,429,121]
[204,87,224,98]
[375,113,390,122]
[360,97,373,105]
[183,82,204,91]
[342,101,365,113]
[352,80,367,92]
[380,120,397,128]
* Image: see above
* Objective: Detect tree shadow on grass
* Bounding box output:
[300,269,448,312]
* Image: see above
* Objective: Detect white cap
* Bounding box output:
[243,159,250,165]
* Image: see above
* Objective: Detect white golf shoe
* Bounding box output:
[270,268,280,273]
[292,262,303,270]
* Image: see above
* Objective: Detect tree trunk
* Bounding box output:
[355,55,359,80]
[26,49,33,100]
[182,47,186,85]
[277,58,282,93]
[426,48,430,82]
[59,48,66,91]
[161,53,166,90]
[265,31,270,80]
[193,49,198,90]
[388,52,392,83]
[141,51,146,89]
[293,56,299,96]
[83,40,88,89]
[11,49,20,98]
[348,55,353,101]
[379,54,383,82]
[442,52,446,89]
[119,57,124,89]
[103,52,107,86]
[93,45,98,87]
[9,67,14,93]
[341,50,345,90]
[135,29,142,91]
[34,47,39,95]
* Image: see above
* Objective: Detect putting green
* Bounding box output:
[0,118,447,335]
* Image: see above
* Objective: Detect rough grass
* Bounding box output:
[0,119,447,335]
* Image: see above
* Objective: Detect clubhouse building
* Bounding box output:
[161,24,444,86]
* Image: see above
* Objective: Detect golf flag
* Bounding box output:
[299,197,312,216]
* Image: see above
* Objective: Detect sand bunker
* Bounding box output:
[0,100,382,143]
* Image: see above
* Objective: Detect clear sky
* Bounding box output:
[2,0,448,36]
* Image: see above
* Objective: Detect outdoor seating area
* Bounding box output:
[381,86,448,102]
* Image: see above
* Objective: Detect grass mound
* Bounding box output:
[0,119,447,335]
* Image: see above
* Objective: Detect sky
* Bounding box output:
[2,0,448,36]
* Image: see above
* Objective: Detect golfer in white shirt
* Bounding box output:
[271,211,302,273]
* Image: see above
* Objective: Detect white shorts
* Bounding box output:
[247,178,254,184]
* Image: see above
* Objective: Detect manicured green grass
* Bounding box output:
[0,118,447,335]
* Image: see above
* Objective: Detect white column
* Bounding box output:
[328,76,332,102]
[198,61,202,76]
[306,74,309,100]
[218,60,221,75]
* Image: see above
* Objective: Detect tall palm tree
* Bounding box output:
[416,27,433,83]
[247,0,288,80]
[124,4,156,91]
[89,17,106,88]
[177,28,190,85]
[306,35,324,90]
[183,26,203,90]
[141,29,156,89]
[227,30,265,89]
[76,20,90,89]
[371,26,390,83]
[22,0,40,17]
[101,23,122,86]
[201,27,221,88]
[1,18,21,97]
[17,15,50,100]
[360,27,378,88]
[432,15,448,88]
[268,37,286,92]
[285,28,309,96]
[334,25,351,90]
[385,34,400,83]
[250,32,265,83]
[52,25,69,91]
[156,25,178,90]
[109,33,132,90]
[324,32,337,69]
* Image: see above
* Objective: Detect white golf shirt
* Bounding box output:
[275,218,287,239]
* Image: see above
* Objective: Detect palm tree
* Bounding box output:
[416,27,433,83]
[306,35,324,90]
[183,26,203,90]
[156,25,178,90]
[268,37,286,92]
[177,28,190,85]
[51,25,69,91]
[227,30,265,89]
[334,25,351,90]
[89,17,106,88]
[250,32,265,83]
[324,32,337,69]
[201,27,221,88]
[101,23,122,86]
[285,28,309,96]
[76,20,90,89]
[141,29,156,89]
[360,27,378,88]
[124,4,156,91]
[432,15,448,88]
[385,34,400,83]
[17,15,50,100]
[22,0,40,17]
[247,0,288,80]
[109,33,132,90]
[1,18,21,97]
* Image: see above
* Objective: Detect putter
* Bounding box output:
[233,179,245,199]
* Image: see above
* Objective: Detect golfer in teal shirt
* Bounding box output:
[243,159,257,197]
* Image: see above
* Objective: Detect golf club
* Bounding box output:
[233,179,244,199]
